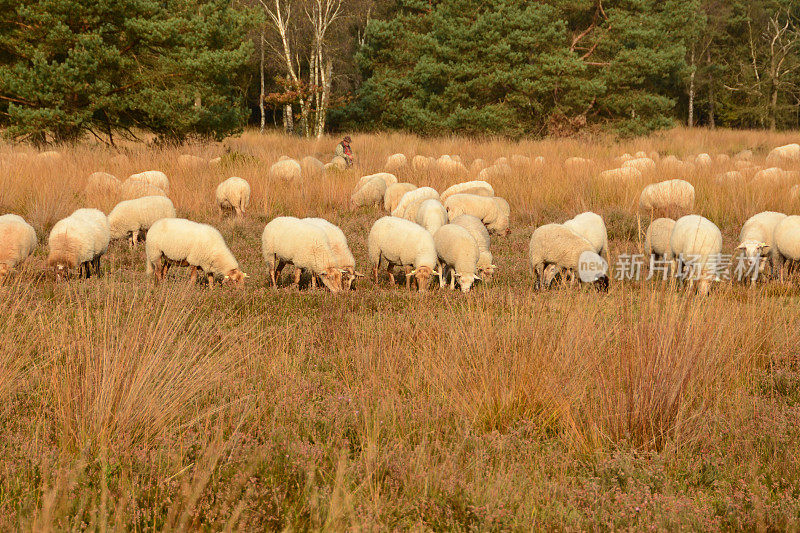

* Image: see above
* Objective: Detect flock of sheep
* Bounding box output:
[1,142,800,295]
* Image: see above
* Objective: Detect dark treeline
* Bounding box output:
[1,0,798,144]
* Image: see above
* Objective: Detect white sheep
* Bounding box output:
[384,183,417,212]
[433,224,480,292]
[0,214,37,278]
[301,156,325,175]
[563,157,593,172]
[436,155,468,174]
[392,187,440,220]
[412,155,434,172]
[356,172,398,190]
[622,157,656,172]
[215,177,251,216]
[108,196,177,247]
[146,218,247,288]
[261,217,343,292]
[444,193,510,235]
[773,215,800,283]
[385,153,407,172]
[563,212,608,257]
[85,172,121,196]
[270,159,302,181]
[367,216,439,291]
[599,167,642,181]
[715,170,743,183]
[351,175,388,208]
[451,214,496,282]
[667,215,723,296]
[303,217,362,290]
[638,179,695,215]
[327,156,348,171]
[47,208,110,279]
[177,154,207,168]
[736,211,787,283]
[752,167,794,184]
[470,158,486,173]
[510,154,531,167]
[120,178,167,200]
[644,218,676,279]
[695,153,713,166]
[128,170,170,194]
[528,224,608,291]
[415,199,448,235]
[440,180,494,202]
[478,163,511,180]
[767,143,800,165]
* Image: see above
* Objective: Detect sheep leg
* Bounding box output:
[311,275,317,290]
[404,265,412,291]
[374,255,382,284]
[293,267,301,289]
[93,256,101,277]
[449,267,456,290]
[534,263,544,291]
[207,272,214,290]
[387,262,396,287]
[129,233,136,248]
[189,266,198,285]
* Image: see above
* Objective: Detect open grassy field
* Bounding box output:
[2,128,800,530]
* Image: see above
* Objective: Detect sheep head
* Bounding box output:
[343,268,365,291]
[319,267,343,293]
[736,240,770,275]
[456,272,479,292]
[223,269,249,287]
[410,266,438,292]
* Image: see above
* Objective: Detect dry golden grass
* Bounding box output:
[1,128,800,529]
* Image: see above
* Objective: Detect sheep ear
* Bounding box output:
[339,268,348,274]
[474,275,482,281]
[223,275,230,280]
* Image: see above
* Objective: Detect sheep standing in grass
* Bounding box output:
[773,216,800,283]
[440,180,494,202]
[129,170,170,194]
[261,217,343,292]
[270,159,302,181]
[415,199,448,235]
[639,179,695,216]
[85,172,121,196]
[356,172,398,190]
[301,156,325,175]
[564,157,593,172]
[351,175,388,208]
[392,187,440,220]
[623,157,656,172]
[47,209,110,280]
[215,177,251,217]
[0,214,37,278]
[563,212,608,257]
[384,183,417,212]
[444,194,510,235]
[667,215,723,296]
[752,167,795,184]
[644,218,676,278]
[304,217,362,290]
[451,214,496,282]
[433,224,481,292]
[412,155,434,172]
[385,153,407,172]
[528,224,608,291]
[736,211,787,283]
[600,167,642,181]
[146,218,247,288]
[367,216,439,291]
[767,143,800,165]
[177,154,207,168]
[121,179,167,200]
[478,163,511,180]
[108,196,177,247]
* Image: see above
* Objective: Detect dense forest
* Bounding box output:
[1,0,799,143]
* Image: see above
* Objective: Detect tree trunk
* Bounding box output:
[259,30,266,134]
[707,49,715,129]
[770,84,778,131]
[316,59,332,138]
[688,49,695,128]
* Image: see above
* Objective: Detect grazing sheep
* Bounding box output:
[528,224,608,291]
[616,153,634,164]
[433,224,480,292]
[215,177,251,217]
[773,215,800,283]
[303,218,362,290]
[415,199,449,235]
[392,187,440,220]
[494,196,510,219]
[436,155,468,174]
[367,216,439,291]
[356,172,398,190]
[715,170,743,183]
[385,153,407,172]
[327,156,348,171]
[644,218,676,275]
[716,154,730,163]
[412,155,434,172]
[639,179,695,216]
[108,196,177,247]
[493,157,509,167]
[177,154,207,168]
[511,154,531,167]
[451,214,496,282]
[660,157,695,174]
[767,143,800,165]
[47,209,110,280]
[270,159,302,181]
[736,211,787,283]
[128,170,170,194]
[209,157,222,166]
[600,167,642,181]
[444,194,510,235]
[622,157,656,172]
[667,215,723,296]
[752,167,794,184]
[440,180,494,202]
[300,156,324,176]
[0,214,37,278]
[120,179,167,201]
[351,176,388,208]
[146,218,247,288]
[695,153,713,166]
[563,157,593,172]
[261,217,344,292]
[85,172,121,196]
[563,212,608,257]
[735,149,753,160]
[470,158,486,173]
[384,183,417,212]
[478,163,511,180]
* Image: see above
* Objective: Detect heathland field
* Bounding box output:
[2,128,800,529]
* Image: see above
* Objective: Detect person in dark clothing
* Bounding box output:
[335,136,354,167]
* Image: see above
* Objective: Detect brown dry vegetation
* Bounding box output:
[1,128,800,530]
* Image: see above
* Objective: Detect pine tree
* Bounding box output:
[0,0,257,144]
